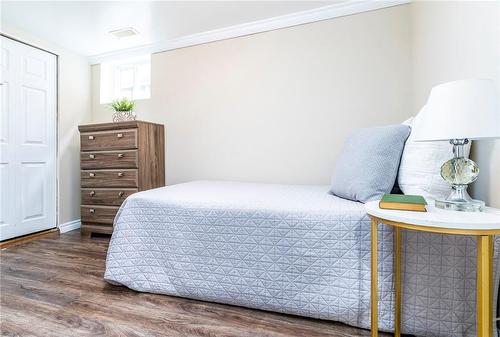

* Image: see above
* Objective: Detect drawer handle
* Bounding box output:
[118,191,124,197]
[117,172,124,177]
[90,191,95,197]
[117,153,124,158]
[117,133,123,138]
[88,135,94,140]
[89,154,95,159]
[89,208,95,214]
[89,172,95,177]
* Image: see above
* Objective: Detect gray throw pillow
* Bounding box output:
[330,124,410,203]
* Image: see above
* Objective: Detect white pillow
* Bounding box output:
[398,106,471,201]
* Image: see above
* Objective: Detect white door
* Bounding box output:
[0,36,57,241]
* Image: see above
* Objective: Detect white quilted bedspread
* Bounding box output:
[104,181,499,336]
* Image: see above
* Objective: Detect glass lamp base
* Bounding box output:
[435,199,485,212]
[437,139,485,212]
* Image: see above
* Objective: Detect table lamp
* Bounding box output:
[413,79,500,212]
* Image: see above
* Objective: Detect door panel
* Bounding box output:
[0,38,15,238]
[0,163,8,227]
[24,57,46,79]
[0,82,9,144]
[0,36,56,241]
[22,86,47,144]
[21,162,45,220]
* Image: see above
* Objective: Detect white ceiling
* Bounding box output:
[1,1,335,57]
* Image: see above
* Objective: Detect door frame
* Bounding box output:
[1,33,60,235]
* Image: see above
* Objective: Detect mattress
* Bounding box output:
[105,181,499,336]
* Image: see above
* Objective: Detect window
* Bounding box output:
[100,55,151,104]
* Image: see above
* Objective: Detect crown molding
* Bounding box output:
[89,0,410,64]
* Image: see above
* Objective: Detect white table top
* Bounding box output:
[365,200,500,232]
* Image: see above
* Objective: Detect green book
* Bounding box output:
[379,194,427,212]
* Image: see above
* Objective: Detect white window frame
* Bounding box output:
[100,55,151,104]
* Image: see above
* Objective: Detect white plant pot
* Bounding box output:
[113,110,136,122]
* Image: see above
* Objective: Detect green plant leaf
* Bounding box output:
[110,97,136,112]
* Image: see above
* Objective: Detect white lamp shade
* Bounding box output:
[413,79,500,141]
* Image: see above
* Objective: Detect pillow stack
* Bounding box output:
[330,106,471,203]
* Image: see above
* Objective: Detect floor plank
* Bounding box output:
[0,231,393,337]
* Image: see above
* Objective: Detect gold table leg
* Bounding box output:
[394,228,402,337]
[371,218,378,337]
[477,235,493,337]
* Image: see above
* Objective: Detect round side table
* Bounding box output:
[365,200,500,337]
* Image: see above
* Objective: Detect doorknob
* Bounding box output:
[117,133,123,138]
[89,172,95,177]
[117,153,124,158]
[89,154,95,159]
[117,172,123,177]
[88,135,94,140]
[118,191,124,197]
[89,208,95,213]
[90,191,95,197]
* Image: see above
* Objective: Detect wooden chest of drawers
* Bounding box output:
[78,121,165,236]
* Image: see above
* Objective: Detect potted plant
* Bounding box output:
[110,97,136,122]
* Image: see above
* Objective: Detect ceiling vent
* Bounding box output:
[109,27,139,39]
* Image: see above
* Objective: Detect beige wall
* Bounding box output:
[155,4,413,185]
[90,5,413,185]
[2,24,92,224]
[411,1,500,207]
[90,2,500,206]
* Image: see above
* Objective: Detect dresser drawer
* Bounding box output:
[81,169,138,188]
[80,150,138,169]
[81,205,119,225]
[81,129,137,151]
[81,188,137,206]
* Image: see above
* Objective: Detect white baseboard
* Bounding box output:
[59,219,81,233]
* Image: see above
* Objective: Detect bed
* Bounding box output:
[105,180,499,337]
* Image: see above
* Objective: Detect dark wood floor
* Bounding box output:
[1,231,391,337]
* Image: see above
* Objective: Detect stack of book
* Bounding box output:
[379,194,427,212]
